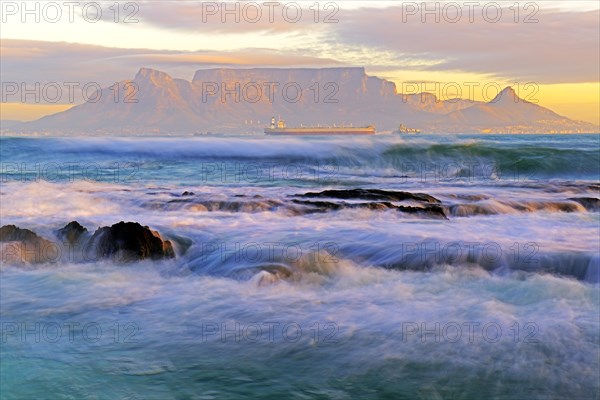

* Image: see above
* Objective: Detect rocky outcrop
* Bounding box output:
[1,225,47,244]
[1,221,175,265]
[291,199,447,219]
[0,225,56,264]
[87,222,175,262]
[144,188,447,217]
[292,189,446,218]
[56,221,89,245]
[297,189,441,204]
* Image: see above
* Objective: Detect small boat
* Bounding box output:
[395,124,421,134]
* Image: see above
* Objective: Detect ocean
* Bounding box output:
[1,134,599,399]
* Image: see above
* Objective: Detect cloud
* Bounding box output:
[330,5,599,84]
[1,3,598,92]
[133,0,335,34]
[130,2,599,83]
[1,39,341,98]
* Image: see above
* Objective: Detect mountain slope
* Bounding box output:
[444,87,565,126]
[402,92,484,114]
[23,68,203,133]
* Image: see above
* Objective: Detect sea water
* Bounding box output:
[1,134,599,399]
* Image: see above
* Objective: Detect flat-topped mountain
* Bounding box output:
[13,68,597,134]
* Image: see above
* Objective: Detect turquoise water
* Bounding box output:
[1,134,599,399]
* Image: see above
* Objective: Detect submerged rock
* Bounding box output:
[292,199,447,218]
[291,200,344,212]
[88,221,175,262]
[163,199,283,213]
[144,188,445,218]
[569,197,600,212]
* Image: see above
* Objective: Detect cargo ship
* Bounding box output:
[264,117,375,135]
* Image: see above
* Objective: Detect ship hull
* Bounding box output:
[265,128,375,136]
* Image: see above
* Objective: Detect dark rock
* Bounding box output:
[147,188,444,217]
[292,200,343,212]
[395,204,447,218]
[88,221,175,262]
[291,199,447,218]
[1,225,43,243]
[182,191,195,196]
[296,188,441,204]
[0,225,56,264]
[290,188,446,218]
[56,221,88,244]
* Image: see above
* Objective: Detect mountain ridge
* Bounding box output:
[9,67,598,134]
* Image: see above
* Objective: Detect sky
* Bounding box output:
[1,0,599,124]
